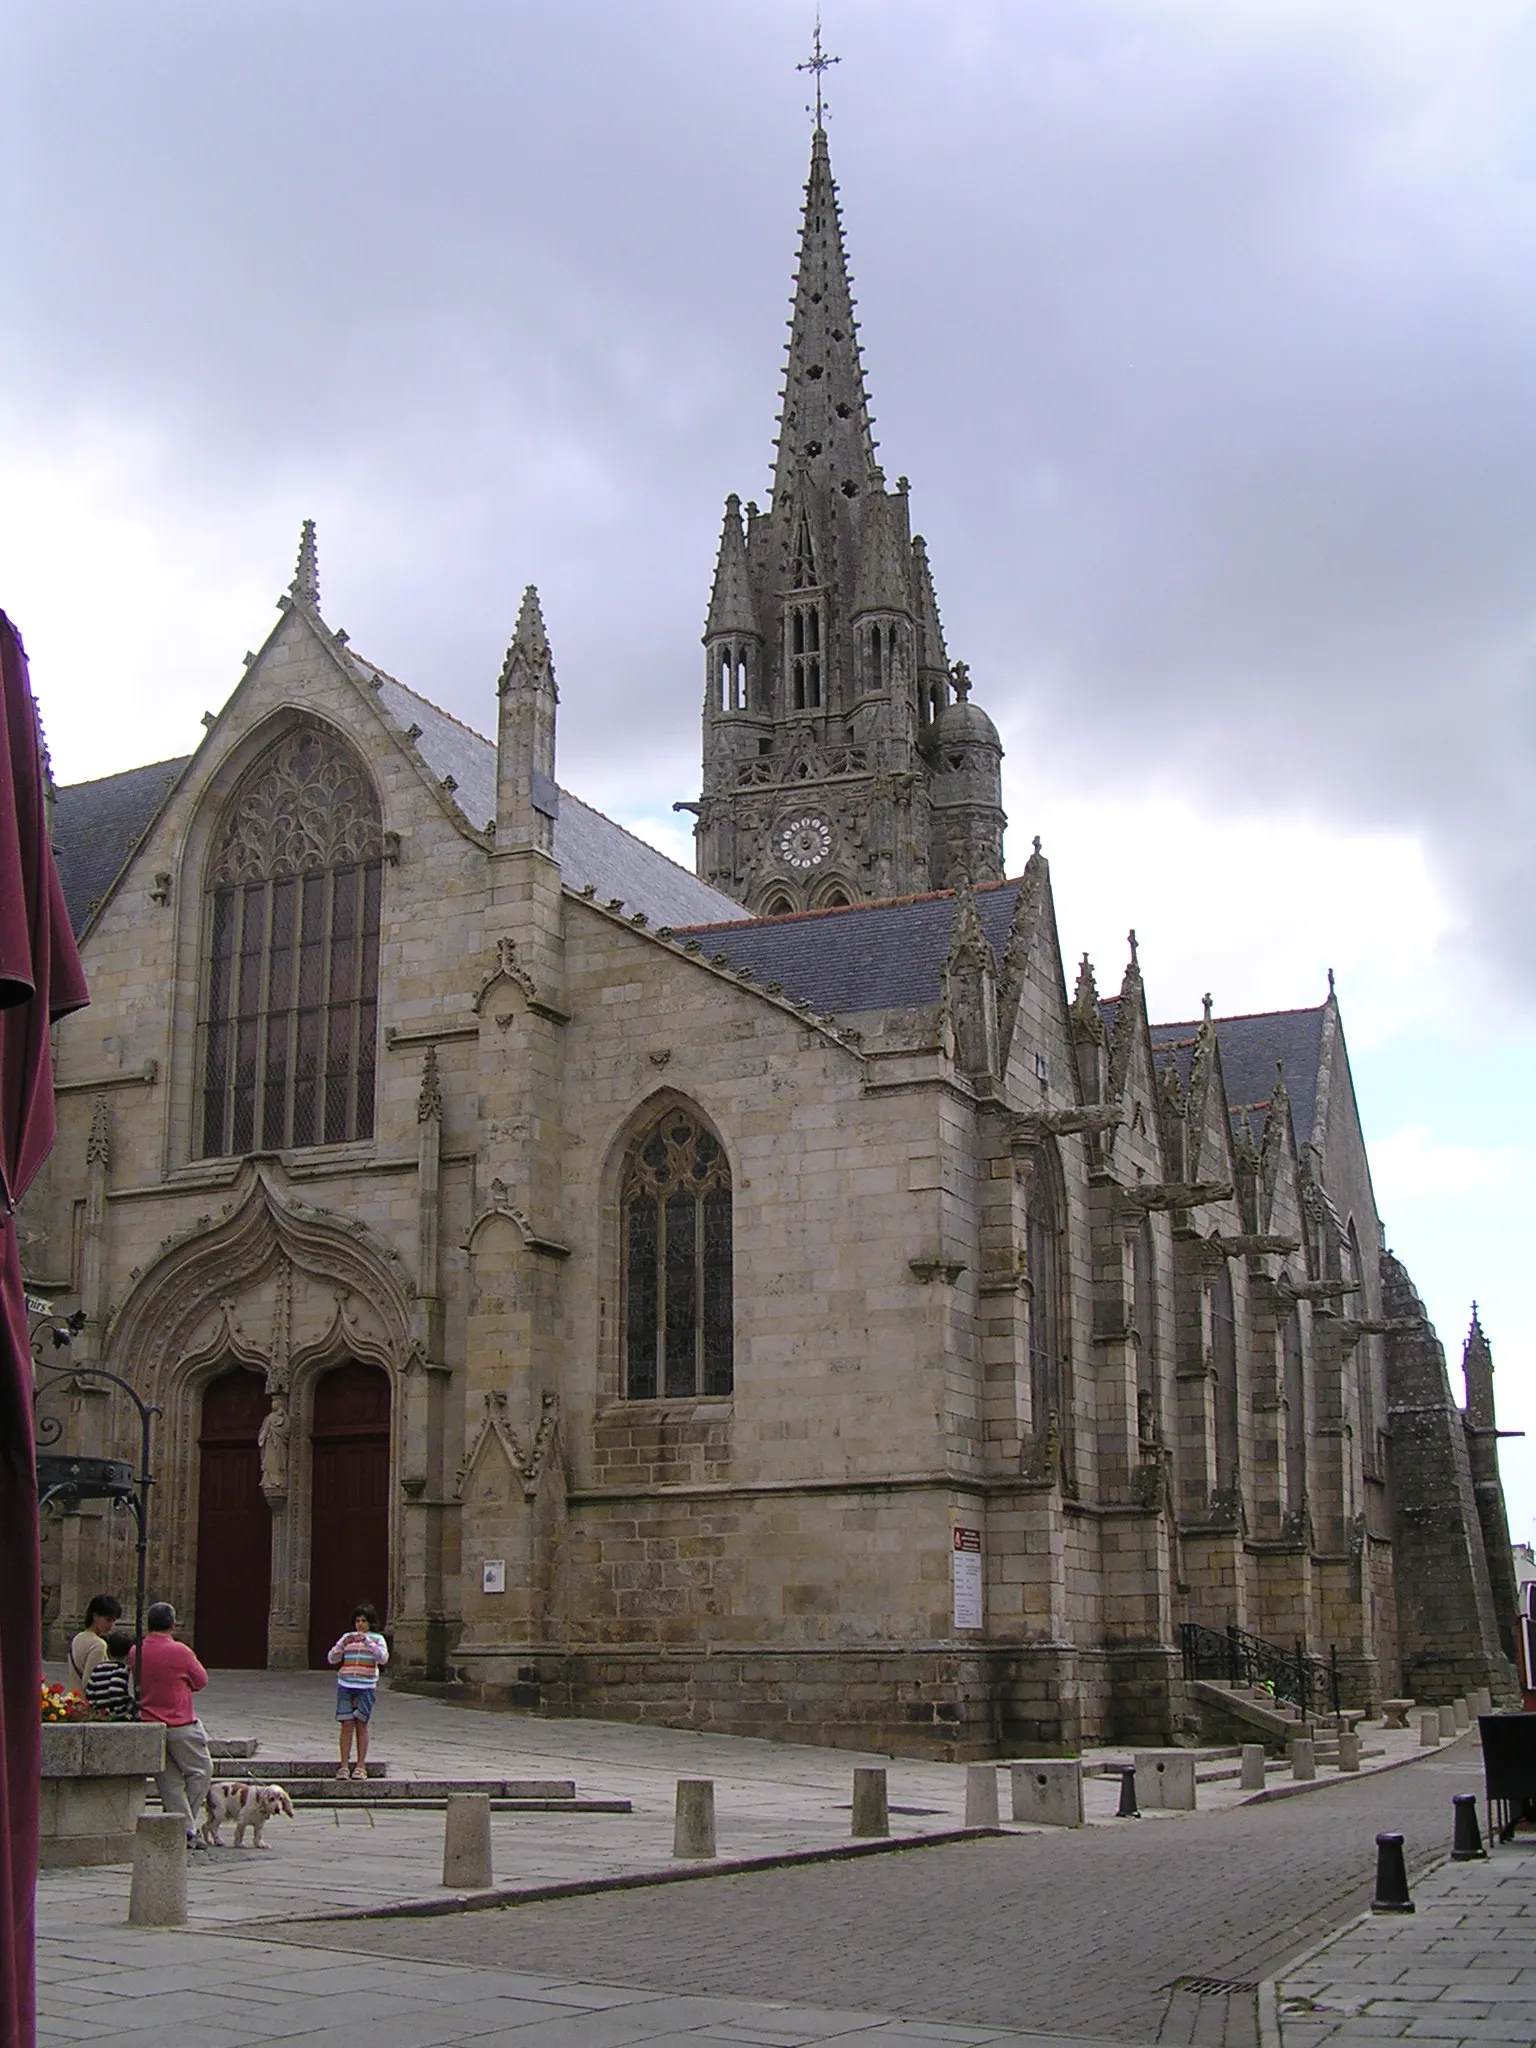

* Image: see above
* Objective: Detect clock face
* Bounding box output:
[779,815,831,869]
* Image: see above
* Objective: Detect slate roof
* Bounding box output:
[49,665,745,939]
[52,757,191,935]
[1103,998,1328,1141]
[678,879,1022,1014]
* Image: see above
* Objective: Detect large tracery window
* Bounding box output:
[199,724,383,1158]
[1026,1150,1069,1454]
[622,1106,733,1399]
[1211,1262,1240,1498]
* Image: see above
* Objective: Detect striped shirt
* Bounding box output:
[85,1660,134,1720]
[328,1631,389,1689]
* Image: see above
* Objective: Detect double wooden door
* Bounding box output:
[307,1360,391,1666]
[194,1366,272,1668]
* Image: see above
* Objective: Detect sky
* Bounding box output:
[5,1,1534,1536]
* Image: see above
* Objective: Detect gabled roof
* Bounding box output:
[52,757,191,934]
[1103,998,1327,1139]
[679,879,1021,1013]
[50,667,746,939]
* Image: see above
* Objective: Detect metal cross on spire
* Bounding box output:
[797,11,840,129]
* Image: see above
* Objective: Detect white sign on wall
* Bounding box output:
[482,1559,507,1595]
[952,1526,983,1631]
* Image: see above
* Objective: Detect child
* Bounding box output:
[85,1629,135,1720]
[327,1605,388,1779]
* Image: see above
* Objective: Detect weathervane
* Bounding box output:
[797,11,840,129]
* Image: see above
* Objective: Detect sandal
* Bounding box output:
[351,1765,369,1780]
[335,1766,350,1779]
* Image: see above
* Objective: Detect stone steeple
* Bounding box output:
[693,128,1005,914]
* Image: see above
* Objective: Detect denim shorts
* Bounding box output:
[335,1684,376,1723]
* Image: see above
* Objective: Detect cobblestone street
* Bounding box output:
[259,1744,1482,2044]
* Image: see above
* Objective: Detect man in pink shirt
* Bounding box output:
[131,1602,212,1849]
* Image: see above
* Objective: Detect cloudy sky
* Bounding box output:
[6,1,1535,1532]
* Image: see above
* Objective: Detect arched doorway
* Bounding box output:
[307,1360,391,1666]
[194,1366,272,1668]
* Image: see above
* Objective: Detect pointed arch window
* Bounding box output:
[1282,1308,1307,1517]
[1025,1148,1070,1466]
[622,1106,733,1399]
[788,603,823,710]
[198,723,383,1158]
[1133,1216,1160,1445]
[1211,1261,1240,1498]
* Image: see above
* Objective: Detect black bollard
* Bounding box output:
[1371,1831,1415,1913]
[1451,1793,1487,1862]
[1115,1766,1140,1819]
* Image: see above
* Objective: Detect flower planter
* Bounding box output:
[39,1721,165,1868]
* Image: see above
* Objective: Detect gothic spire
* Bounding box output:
[705,495,760,640]
[853,486,912,617]
[771,127,879,509]
[496,585,558,854]
[912,534,949,677]
[499,584,554,695]
[288,518,319,610]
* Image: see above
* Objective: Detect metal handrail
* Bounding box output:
[1180,1620,1341,1719]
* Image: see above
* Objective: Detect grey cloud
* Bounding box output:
[8,0,1535,982]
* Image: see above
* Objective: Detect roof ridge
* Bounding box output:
[1153,1003,1327,1032]
[56,755,191,795]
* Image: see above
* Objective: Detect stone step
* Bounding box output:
[212,1766,581,1801]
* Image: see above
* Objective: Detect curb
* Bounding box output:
[247,1823,1006,1926]
[1241,1727,1473,1806]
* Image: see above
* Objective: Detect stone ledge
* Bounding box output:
[40,1722,165,1779]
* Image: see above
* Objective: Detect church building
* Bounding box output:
[31,123,1514,1749]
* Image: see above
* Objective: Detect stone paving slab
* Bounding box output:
[1270,1839,1536,2048]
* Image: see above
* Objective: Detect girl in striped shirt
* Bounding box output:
[327,1605,389,1779]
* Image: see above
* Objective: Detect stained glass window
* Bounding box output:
[1026,1149,1069,1460]
[1212,1262,1240,1495]
[199,724,383,1158]
[622,1108,733,1398]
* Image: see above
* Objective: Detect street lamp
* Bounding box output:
[31,1305,160,1713]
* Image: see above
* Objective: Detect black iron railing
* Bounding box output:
[1180,1621,1340,1720]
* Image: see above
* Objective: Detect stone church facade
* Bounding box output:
[31,129,1513,1750]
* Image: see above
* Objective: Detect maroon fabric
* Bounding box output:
[0,613,87,2048]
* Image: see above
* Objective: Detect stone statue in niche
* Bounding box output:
[257,1398,290,1495]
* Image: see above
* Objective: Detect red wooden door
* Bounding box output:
[194,1367,272,1668]
[308,1360,391,1666]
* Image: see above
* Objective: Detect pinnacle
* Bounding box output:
[499,585,555,694]
[288,518,319,610]
[705,497,760,640]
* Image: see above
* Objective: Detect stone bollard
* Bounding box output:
[1438,1705,1457,1740]
[673,1779,716,1858]
[441,1793,493,1889]
[851,1767,889,1838]
[964,1763,999,1827]
[1240,1744,1266,1791]
[128,1814,187,1927]
[1471,1687,1493,1718]
[1289,1738,1316,1782]
[1009,1759,1084,1827]
[1336,1730,1361,1773]
[1419,1710,1440,1747]
[1451,1792,1487,1862]
[1381,1699,1413,1731]
[1452,1698,1471,1732]
[1115,1766,1140,1818]
[1135,1751,1197,1811]
[1371,1831,1415,1914]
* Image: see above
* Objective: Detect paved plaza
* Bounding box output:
[32,1679,1518,2048]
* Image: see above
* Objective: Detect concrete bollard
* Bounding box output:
[1239,1744,1267,1792]
[1419,1710,1441,1747]
[128,1814,187,1927]
[1471,1687,1493,1718]
[1438,1705,1457,1740]
[851,1767,889,1838]
[1371,1831,1415,1914]
[1452,1698,1471,1732]
[964,1763,999,1827]
[1009,1759,1084,1827]
[1135,1751,1197,1811]
[1451,1792,1487,1862]
[1336,1729,1361,1773]
[673,1779,716,1858]
[441,1793,493,1889]
[1289,1738,1316,1782]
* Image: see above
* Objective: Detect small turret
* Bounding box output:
[704,495,762,717]
[925,662,1005,887]
[496,586,558,856]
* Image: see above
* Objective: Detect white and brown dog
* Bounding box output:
[200,1781,295,1848]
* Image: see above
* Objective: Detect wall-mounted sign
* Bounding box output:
[482,1559,506,1595]
[952,1526,983,1631]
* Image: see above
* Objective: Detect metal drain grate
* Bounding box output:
[1171,1977,1258,1997]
